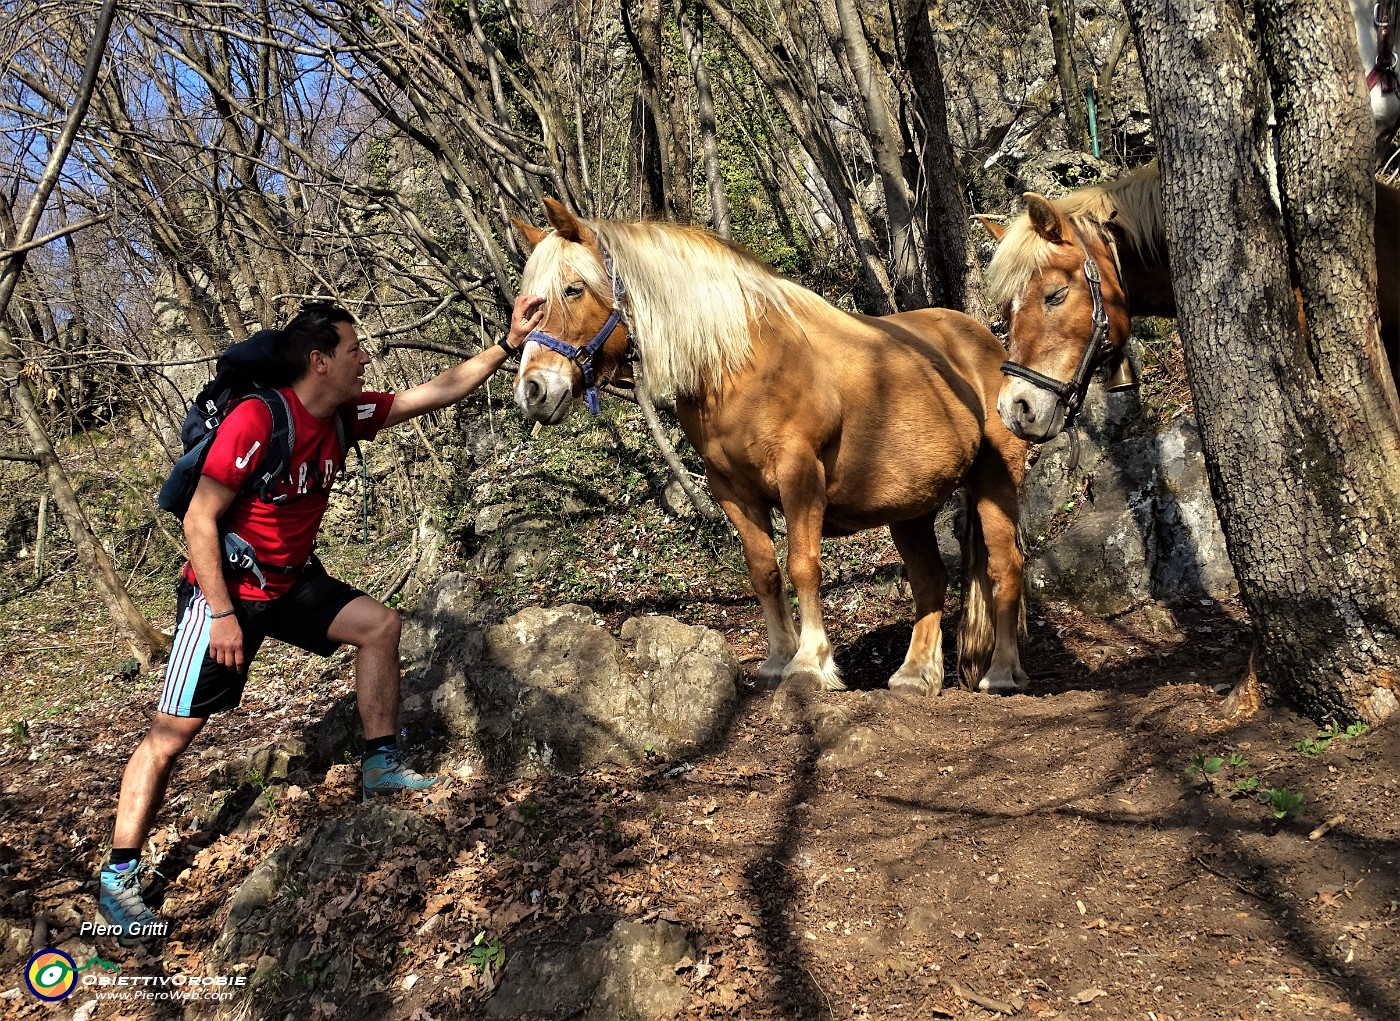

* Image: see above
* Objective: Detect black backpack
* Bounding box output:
[158,329,350,518]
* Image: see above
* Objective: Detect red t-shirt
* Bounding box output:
[184,388,394,600]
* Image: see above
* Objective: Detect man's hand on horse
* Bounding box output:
[507,294,546,351]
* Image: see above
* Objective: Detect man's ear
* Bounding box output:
[512,217,550,252]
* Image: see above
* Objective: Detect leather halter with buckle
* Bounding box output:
[1000,254,1115,427]
[525,237,629,416]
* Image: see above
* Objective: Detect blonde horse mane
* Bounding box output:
[985,164,1165,306]
[519,219,831,398]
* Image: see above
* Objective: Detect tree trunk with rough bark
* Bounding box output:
[1123,0,1400,725]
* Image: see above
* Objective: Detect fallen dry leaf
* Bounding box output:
[1071,987,1108,1004]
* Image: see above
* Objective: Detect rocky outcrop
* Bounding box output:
[397,576,739,777]
[486,918,695,1021]
[1019,377,1237,615]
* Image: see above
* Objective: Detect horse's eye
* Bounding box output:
[1045,286,1069,307]
[564,282,584,299]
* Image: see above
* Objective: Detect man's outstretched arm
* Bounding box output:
[382,294,544,428]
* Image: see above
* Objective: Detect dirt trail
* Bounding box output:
[2,600,1397,1020]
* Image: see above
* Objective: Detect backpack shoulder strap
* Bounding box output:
[334,404,361,477]
[245,389,296,502]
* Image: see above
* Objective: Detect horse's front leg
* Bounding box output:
[708,474,798,688]
[887,513,947,696]
[777,458,843,691]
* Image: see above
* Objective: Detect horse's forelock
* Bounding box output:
[985,224,1058,307]
[519,230,613,329]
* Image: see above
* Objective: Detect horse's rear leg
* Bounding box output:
[777,460,843,691]
[709,475,798,688]
[888,513,948,696]
[963,438,1029,694]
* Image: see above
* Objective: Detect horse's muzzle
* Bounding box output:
[514,367,574,424]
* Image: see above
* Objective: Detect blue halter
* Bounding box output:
[525,238,627,416]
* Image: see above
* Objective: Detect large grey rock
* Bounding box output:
[1024,416,1236,614]
[585,920,693,1021]
[486,919,694,1021]
[399,582,739,777]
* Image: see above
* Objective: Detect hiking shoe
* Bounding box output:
[361,747,439,801]
[97,861,163,947]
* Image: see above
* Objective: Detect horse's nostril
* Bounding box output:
[526,379,542,404]
[1014,397,1031,420]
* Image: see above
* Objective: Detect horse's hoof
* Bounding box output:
[751,668,784,692]
[888,670,943,697]
[783,659,845,692]
[977,674,1028,695]
[777,669,825,696]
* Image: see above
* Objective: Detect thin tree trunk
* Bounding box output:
[1048,0,1090,151]
[1123,0,1400,725]
[1096,20,1136,159]
[620,0,674,219]
[0,0,168,670]
[675,0,729,236]
[699,0,898,311]
[899,0,976,311]
[832,0,927,309]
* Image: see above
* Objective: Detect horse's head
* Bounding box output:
[983,194,1134,442]
[511,199,633,425]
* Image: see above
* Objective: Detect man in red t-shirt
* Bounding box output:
[98,298,543,944]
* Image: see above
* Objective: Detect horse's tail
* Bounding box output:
[958,487,1027,689]
[957,487,997,689]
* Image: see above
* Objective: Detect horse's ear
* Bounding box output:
[975,215,1007,242]
[512,218,550,252]
[542,197,585,243]
[1024,193,1064,244]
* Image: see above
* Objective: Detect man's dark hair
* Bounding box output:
[278,301,356,383]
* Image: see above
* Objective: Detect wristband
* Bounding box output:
[210,608,237,619]
[497,336,517,357]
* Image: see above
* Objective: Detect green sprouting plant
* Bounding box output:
[1230,776,1261,796]
[1227,753,1248,769]
[467,931,506,975]
[295,950,336,991]
[517,800,543,824]
[7,719,28,746]
[1298,720,1368,759]
[1262,787,1304,820]
[1186,753,1224,777]
[246,767,278,818]
[1295,736,1328,758]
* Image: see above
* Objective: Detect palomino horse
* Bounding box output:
[982,163,1400,441]
[511,199,1030,695]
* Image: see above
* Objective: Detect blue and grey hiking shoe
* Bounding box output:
[361,747,439,801]
[97,860,162,947]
